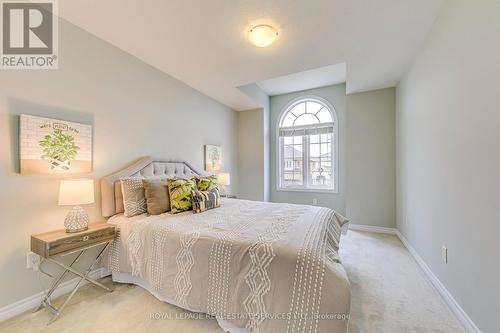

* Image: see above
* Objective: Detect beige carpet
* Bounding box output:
[0,231,464,333]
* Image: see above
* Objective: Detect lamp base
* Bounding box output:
[64,206,89,233]
[219,184,227,196]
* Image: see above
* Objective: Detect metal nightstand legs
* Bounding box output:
[34,242,114,325]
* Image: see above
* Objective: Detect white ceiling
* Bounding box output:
[256,62,346,97]
[58,0,443,110]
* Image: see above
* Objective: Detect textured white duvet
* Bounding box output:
[105,199,351,333]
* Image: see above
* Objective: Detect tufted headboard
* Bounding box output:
[100,156,203,217]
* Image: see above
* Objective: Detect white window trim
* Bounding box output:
[276,95,339,194]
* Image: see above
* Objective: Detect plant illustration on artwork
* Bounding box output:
[208,147,220,169]
[20,115,92,175]
[205,145,221,171]
[39,129,80,171]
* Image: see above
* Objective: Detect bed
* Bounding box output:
[101,157,351,333]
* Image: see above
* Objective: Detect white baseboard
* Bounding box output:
[0,267,111,322]
[396,231,481,333]
[348,223,397,234]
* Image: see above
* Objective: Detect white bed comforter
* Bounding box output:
[106,199,351,333]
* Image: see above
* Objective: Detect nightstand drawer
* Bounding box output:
[31,223,116,258]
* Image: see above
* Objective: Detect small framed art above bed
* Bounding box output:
[101,157,351,333]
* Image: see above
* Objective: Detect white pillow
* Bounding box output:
[120,178,147,217]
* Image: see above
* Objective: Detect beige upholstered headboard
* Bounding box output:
[101,156,203,217]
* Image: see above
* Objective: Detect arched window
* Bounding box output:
[277,96,338,192]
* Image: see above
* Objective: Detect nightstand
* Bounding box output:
[31,223,116,324]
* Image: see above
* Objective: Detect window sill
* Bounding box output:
[276,187,338,194]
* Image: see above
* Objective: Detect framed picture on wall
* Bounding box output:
[19,114,93,175]
[204,144,222,171]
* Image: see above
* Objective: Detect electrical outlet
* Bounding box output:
[312,198,318,205]
[405,215,409,226]
[26,252,41,271]
[441,246,448,264]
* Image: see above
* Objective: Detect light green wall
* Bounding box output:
[0,19,239,309]
[237,84,271,201]
[238,108,265,200]
[396,0,500,331]
[346,88,396,228]
[270,84,347,214]
[270,84,396,227]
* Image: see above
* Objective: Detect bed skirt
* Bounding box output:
[112,271,247,333]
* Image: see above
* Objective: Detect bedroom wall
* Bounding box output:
[237,108,265,201]
[270,84,347,214]
[346,88,396,228]
[0,19,239,309]
[237,84,271,202]
[269,84,396,225]
[396,0,500,331]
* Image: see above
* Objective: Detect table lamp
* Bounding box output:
[59,179,94,233]
[217,173,230,196]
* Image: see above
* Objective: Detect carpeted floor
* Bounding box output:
[0,231,464,333]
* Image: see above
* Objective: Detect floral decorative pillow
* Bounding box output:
[192,175,219,191]
[167,178,197,214]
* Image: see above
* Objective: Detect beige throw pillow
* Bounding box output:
[143,179,170,215]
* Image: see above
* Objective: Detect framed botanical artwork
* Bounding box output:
[204,144,221,171]
[19,114,92,175]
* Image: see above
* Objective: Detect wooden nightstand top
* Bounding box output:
[31,223,115,258]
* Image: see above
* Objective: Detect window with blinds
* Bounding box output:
[277,97,337,192]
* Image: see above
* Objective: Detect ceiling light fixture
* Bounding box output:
[248,24,279,47]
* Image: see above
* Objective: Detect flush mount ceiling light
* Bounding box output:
[248,25,279,47]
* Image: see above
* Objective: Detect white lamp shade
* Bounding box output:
[59,179,95,206]
[217,173,230,186]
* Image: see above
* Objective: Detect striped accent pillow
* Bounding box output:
[191,189,221,214]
